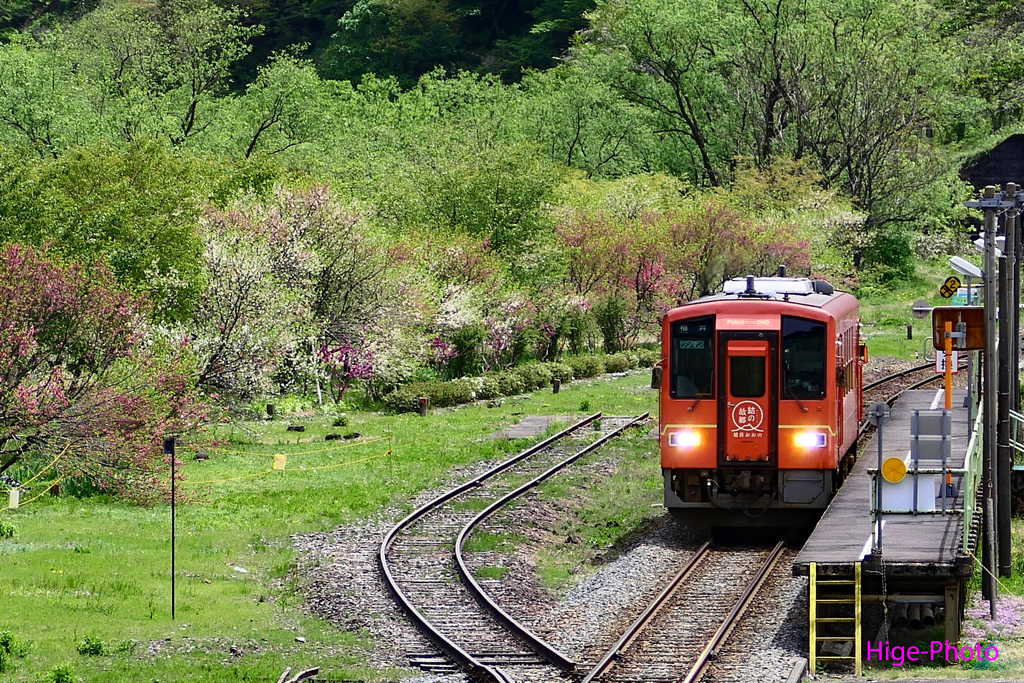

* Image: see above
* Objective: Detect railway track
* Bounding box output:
[379,412,649,683]
[577,540,787,683]
[858,356,969,438]
[378,361,936,683]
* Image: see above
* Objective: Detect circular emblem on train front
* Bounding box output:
[731,401,764,435]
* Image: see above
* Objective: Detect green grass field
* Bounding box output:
[0,373,660,682]
[858,258,982,360]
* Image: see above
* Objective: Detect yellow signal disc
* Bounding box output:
[881,457,907,483]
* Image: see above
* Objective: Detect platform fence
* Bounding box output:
[1009,409,1024,469]
[962,403,984,553]
[867,400,983,555]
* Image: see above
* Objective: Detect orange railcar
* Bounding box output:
[660,274,864,527]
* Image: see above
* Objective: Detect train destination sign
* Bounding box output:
[939,275,961,298]
[717,317,779,329]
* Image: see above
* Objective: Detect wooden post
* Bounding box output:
[945,582,961,645]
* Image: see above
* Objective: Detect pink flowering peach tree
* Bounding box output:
[0,245,204,504]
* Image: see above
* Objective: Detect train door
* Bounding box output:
[718,335,777,464]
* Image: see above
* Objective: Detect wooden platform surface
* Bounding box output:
[795,389,973,571]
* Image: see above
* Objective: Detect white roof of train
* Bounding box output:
[721,277,817,296]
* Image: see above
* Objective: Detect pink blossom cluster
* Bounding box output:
[320,343,375,402]
[0,244,206,504]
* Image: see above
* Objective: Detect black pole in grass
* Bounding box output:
[164,436,176,620]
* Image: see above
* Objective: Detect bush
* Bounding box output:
[0,630,26,671]
[545,362,573,383]
[76,636,105,656]
[566,355,605,379]
[513,364,552,391]
[619,352,641,370]
[477,376,502,400]
[491,371,527,397]
[382,385,427,413]
[453,376,484,397]
[449,324,486,377]
[381,380,474,412]
[46,665,76,683]
[603,353,631,373]
[429,381,475,406]
[332,414,349,428]
[0,519,15,539]
[633,348,660,367]
[592,298,628,354]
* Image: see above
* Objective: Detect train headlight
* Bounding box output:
[795,431,827,449]
[668,430,701,448]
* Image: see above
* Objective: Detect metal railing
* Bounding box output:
[1008,409,1024,468]
[961,403,984,553]
[867,400,983,555]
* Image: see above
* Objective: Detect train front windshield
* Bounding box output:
[670,316,715,399]
[781,317,826,399]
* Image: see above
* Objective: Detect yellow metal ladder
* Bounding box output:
[809,561,862,675]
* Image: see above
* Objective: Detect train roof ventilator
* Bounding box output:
[722,275,835,297]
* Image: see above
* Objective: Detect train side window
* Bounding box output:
[730,356,765,397]
[670,316,715,399]
[782,316,827,399]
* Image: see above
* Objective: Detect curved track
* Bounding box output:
[577,540,786,683]
[380,412,649,683]
[858,356,968,438]
[863,361,934,392]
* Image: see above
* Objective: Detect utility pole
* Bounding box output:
[998,185,1014,578]
[982,185,1000,612]
[1013,190,1023,509]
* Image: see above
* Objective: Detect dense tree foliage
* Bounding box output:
[0,143,207,322]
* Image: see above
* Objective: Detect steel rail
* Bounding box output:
[379,413,602,683]
[455,413,651,673]
[680,539,787,683]
[578,541,712,683]
[863,361,934,391]
[858,372,945,439]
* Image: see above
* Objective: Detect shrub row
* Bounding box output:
[382,352,659,413]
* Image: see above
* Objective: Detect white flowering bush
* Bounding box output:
[190,221,309,396]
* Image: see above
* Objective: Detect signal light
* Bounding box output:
[668,430,701,448]
[795,431,827,449]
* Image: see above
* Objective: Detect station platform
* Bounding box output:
[795,388,979,661]
[796,388,975,576]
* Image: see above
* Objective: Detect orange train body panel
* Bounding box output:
[659,276,863,527]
